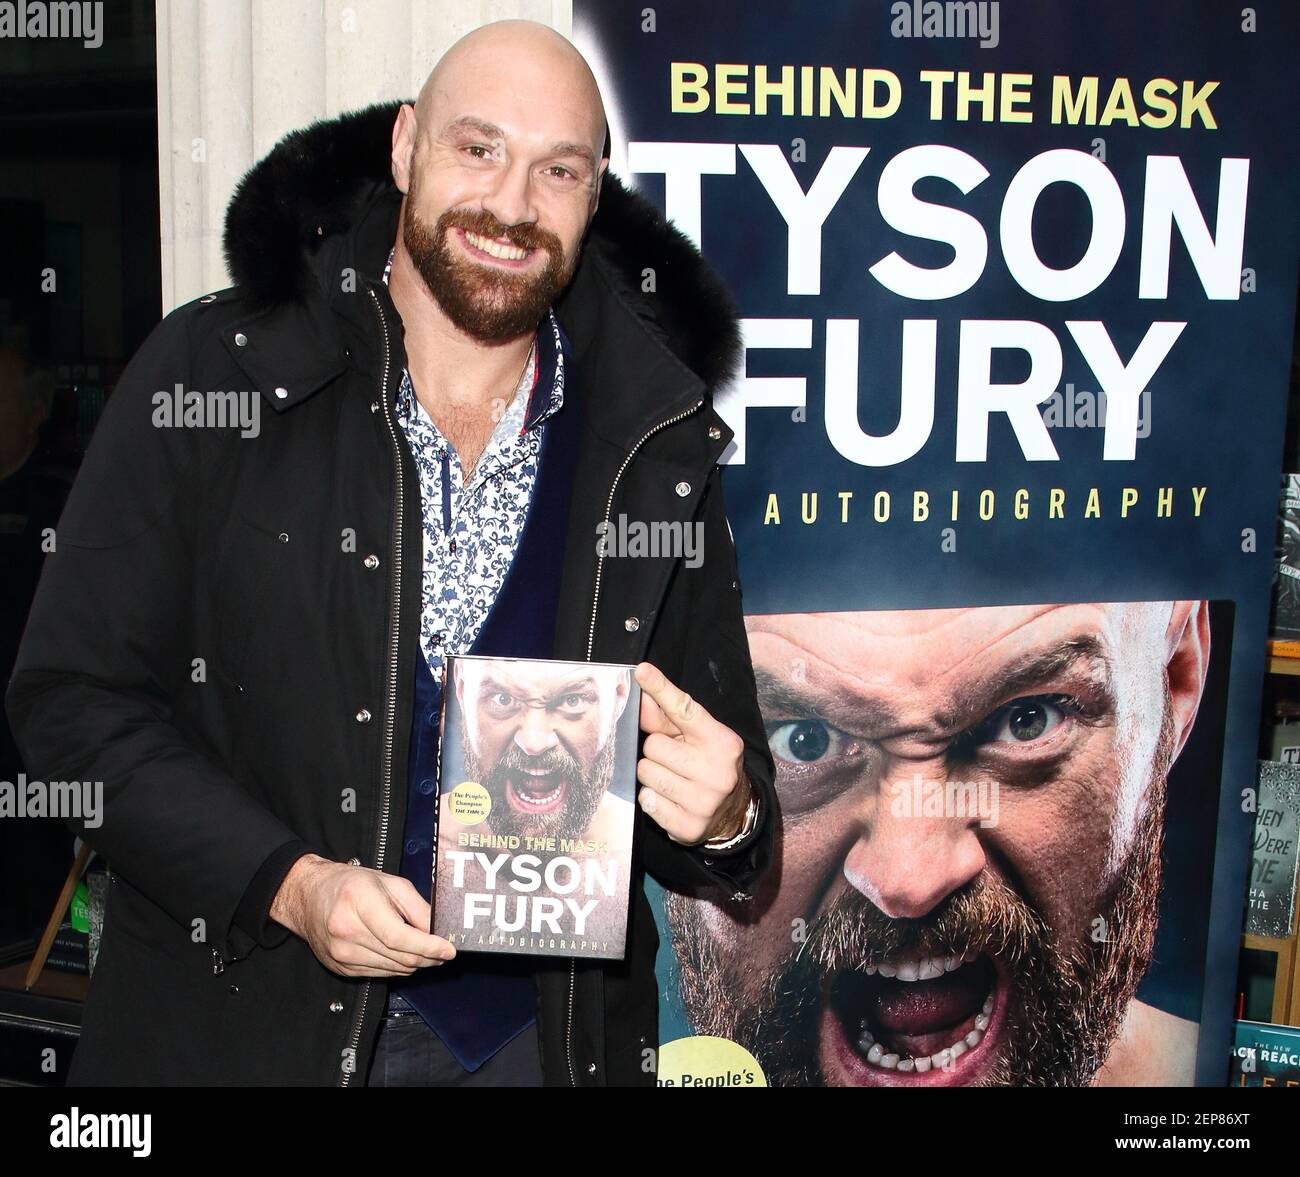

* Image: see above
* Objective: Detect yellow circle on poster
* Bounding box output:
[448,782,491,825]
[657,1036,767,1088]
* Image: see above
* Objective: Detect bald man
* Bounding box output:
[8,20,774,1086]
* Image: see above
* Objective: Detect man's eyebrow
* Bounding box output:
[478,675,596,695]
[439,117,595,168]
[939,635,1116,730]
[440,116,506,142]
[751,632,1116,736]
[752,666,901,733]
[550,677,596,694]
[546,141,597,168]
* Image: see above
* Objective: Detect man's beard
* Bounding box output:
[402,191,574,343]
[464,733,616,843]
[668,703,1175,1087]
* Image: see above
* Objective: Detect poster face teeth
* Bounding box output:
[432,655,640,960]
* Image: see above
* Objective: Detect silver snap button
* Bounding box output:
[316,225,325,236]
[200,294,216,304]
[370,402,380,413]
[274,386,288,399]
[234,332,248,347]
[277,532,289,543]
[587,1061,597,1075]
[708,425,722,440]
[624,616,640,632]
[675,481,691,497]
[355,708,372,723]
[346,857,361,867]
[329,1000,344,1013]
[363,554,379,570]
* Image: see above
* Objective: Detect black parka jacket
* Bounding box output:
[6,103,775,1087]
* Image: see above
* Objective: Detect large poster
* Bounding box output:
[573,1,1300,1085]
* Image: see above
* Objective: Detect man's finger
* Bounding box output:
[364,882,456,962]
[636,756,692,808]
[329,939,418,977]
[641,730,706,785]
[635,661,715,741]
[639,689,681,738]
[637,785,707,845]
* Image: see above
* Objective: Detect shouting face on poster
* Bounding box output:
[666,601,1211,1086]
[457,660,632,842]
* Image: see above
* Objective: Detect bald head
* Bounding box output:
[414,21,606,163]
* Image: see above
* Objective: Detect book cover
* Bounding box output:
[1272,474,1300,642]
[1245,760,1300,938]
[431,654,640,960]
[1231,1021,1300,1086]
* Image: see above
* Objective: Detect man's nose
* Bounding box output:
[843,767,987,920]
[514,706,558,758]
[481,157,539,233]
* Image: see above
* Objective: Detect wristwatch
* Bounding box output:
[701,785,760,852]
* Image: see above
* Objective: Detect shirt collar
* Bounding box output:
[383,247,564,436]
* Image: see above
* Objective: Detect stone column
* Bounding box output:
[156,0,572,311]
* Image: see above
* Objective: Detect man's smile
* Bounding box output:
[457,226,538,268]
[819,952,1007,1086]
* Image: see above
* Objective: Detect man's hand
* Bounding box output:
[270,854,456,978]
[634,661,752,846]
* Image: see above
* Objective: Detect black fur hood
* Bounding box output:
[221,101,740,393]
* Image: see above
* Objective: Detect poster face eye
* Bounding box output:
[962,694,1080,748]
[486,690,520,717]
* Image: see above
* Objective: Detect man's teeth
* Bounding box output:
[863,949,977,982]
[854,994,995,1073]
[464,230,529,260]
[514,779,562,807]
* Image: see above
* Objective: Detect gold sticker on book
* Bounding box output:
[448,782,491,825]
[656,1036,767,1088]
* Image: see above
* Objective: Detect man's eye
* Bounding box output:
[766,719,847,764]
[970,695,1075,746]
[545,165,575,179]
[559,693,588,709]
[464,144,493,159]
[492,692,516,707]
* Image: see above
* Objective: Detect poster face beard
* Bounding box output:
[668,709,1173,1087]
[463,728,617,843]
[402,188,575,343]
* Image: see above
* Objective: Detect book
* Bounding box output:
[1231,1020,1300,1086]
[431,653,641,960]
[1271,473,1300,644]
[1245,760,1300,939]
[42,881,91,975]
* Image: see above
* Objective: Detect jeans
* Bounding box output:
[365,1001,545,1087]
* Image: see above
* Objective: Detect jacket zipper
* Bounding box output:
[339,287,403,1087]
[567,395,705,1087]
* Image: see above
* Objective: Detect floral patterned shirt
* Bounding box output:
[382,253,565,679]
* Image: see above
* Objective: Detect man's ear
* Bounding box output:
[1165,600,1211,763]
[392,103,417,194]
[589,158,609,219]
[606,668,631,727]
